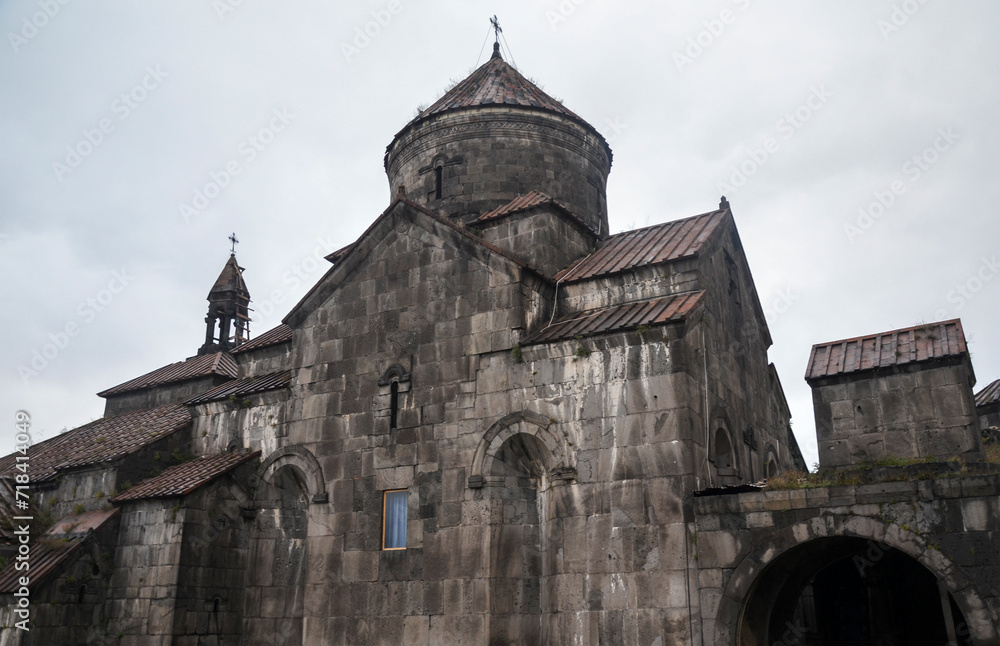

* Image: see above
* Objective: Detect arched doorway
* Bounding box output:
[740,537,972,646]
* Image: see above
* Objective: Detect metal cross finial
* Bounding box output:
[229,232,239,254]
[490,15,502,43]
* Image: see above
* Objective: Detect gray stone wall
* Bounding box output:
[811,360,983,469]
[189,391,287,456]
[106,500,185,645]
[385,108,611,233]
[476,207,596,279]
[103,375,227,417]
[234,342,291,379]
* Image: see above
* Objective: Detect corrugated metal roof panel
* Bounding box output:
[555,209,726,283]
[185,371,291,405]
[97,352,237,397]
[805,319,968,382]
[111,451,260,502]
[0,404,191,482]
[230,324,292,354]
[975,379,1000,408]
[521,291,704,346]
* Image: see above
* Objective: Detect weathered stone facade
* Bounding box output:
[1,46,997,646]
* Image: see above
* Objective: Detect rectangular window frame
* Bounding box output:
[382,489,408,551]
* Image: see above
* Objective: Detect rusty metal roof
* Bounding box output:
[0,404,191,483]
[975,379,1000,408]
[478,190,597,236]
[521,291,704,346]
[0,508,118,594]
[185,371,291,405]
[97,351,238,397]
[111,451,260,502]
[554,208,726,283]
[230,324,292,354]
[806,319,968,382]
[415,48,581,124]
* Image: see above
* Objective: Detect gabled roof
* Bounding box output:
[554,208,727,283]
[230,324,292,354]
[185,371,291,405]
[478,190,598,238]
[975,379,1000,408]
[521,291,704,346]
[284,197,551,327]
[0,508,118,594]
[111,451,260,502]
[805,319,968,382]
[0,404,191,483]
[98,351,238,397]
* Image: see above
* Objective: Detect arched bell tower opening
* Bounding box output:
[739,537,972,646]
[199,252,251,355]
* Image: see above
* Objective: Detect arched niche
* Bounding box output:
[468,411,574,489]
[255,445,328,504]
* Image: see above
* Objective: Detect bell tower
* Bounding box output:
[198,241,251,355]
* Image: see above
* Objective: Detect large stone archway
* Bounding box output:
[713,517,999,646]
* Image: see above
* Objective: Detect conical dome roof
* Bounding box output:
[411,44,585,127]
[208,254,248,299]
[384,44,612,233]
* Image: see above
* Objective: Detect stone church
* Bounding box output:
[1,42,998,646]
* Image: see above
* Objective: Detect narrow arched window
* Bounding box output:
[389,380,399,430]
[434,165,443,199]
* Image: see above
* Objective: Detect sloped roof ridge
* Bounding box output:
[805,319,968,382]
[974,378,1000,408]
[98,351,238,397]
[555,207,727,283]
[478,190,599,238]
[110,450,261,502]
[230,323,293,354]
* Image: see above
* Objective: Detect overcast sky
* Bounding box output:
[3,2,999,469]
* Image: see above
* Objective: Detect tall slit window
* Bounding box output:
[434,166,443,199]
[389,380,399,429]
[382,490,408,550]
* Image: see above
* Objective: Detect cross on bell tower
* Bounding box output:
[198,242,251,355]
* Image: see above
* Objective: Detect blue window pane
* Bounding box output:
[383,490,407,549]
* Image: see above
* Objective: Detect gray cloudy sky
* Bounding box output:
[3,1,999,469]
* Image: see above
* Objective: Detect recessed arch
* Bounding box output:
[712,516,999,645]
[255,445,327,503]
[468,411,573,488]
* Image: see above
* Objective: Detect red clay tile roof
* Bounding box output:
[976,379,1000,408]
[0,404,191,483]
[185,371,291,405]
[97,352,238,397]
[0,508,118,594]
[521,292,704,346]
[554,209,726,283]
[416,48,582,124]
[111,451,260,502]
[230,324,292,354]
[805,319,968,382]
[478,191,598,237]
